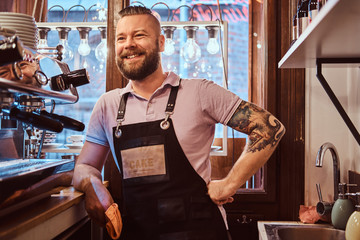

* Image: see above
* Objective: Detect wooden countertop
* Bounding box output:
[0,187,87,240]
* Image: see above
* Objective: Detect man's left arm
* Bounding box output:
[207,100,285,205]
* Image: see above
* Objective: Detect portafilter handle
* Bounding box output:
[5,107,63,133]
[40,110,85,131]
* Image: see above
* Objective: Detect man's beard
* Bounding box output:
[116,41,160,81]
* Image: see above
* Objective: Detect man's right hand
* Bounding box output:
[83,176,114,226]
[73,141,113,226]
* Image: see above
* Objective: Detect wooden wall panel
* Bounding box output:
[103,0,129,205]
[105,0,129,91]
[276,0,305,220]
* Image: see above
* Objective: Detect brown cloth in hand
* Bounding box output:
[105,203,122,239]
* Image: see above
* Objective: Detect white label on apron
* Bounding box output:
[121,144,166,179]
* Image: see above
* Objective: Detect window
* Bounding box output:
[41,0,108,158]
[43,0,263,192]
[135,1,263,191]
[146,0,249,138]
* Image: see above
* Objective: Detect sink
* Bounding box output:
[274,226,345,240]
[261,223,345,240]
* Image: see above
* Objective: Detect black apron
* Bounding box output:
[113,84,228,240]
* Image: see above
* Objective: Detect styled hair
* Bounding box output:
[118,6,161,34]
[118,6,153,17]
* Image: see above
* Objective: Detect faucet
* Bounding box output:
[315,142,340,201]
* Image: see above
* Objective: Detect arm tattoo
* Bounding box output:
[227,101,285,153]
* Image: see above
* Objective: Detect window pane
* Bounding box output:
[44,0,108,158]
[143,0,249,139]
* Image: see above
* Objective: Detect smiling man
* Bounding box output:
[115,14,162,82]
[73,6,285,240]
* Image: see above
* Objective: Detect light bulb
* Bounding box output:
[95,39,107,61]
[58,39,74,62]
[162,26,176,56]
[37,27,51,54]
[77,27,92,57]
[164,38,175,56]
[181,26,201,63]
[78,39,91,56]
[56,27,74,62]
[206,38,220,54]
[181,38,201,63]
[95,27,107,62]
[205,26,220,55]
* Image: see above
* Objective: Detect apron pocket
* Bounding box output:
[190,196,213,219]
[158,198,186,223]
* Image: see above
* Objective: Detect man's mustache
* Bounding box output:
[118,50,145,59]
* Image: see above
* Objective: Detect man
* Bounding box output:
[73,6,285,240]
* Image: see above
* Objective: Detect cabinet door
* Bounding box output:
[227,212,264,240]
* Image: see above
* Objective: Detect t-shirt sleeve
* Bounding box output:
[197,79,242,125]
[86,93,110,147]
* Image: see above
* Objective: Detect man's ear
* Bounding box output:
[159,34,165,52]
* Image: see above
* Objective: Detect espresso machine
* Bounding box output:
[0,32,89,208]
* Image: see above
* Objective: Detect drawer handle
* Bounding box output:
[236,215,253,224]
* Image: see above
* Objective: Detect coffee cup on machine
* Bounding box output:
[66,135,84,145]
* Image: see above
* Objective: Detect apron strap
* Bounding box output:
[165,83,180,113]
[160,82,180,130]
[116,92,129,121]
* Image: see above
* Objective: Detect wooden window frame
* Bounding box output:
[225,0,305,221]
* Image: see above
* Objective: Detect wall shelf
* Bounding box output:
[278,0,360,69]
[278,0,360,145]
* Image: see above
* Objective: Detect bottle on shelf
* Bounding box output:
[290,0,301,45]
[297,0,310,37]
[291,13,298,46]
[331,183,356,230]
[317,0,327,11]
[345,192,360,240]
[308,0,319,24]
